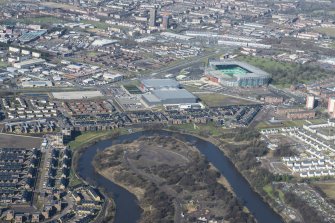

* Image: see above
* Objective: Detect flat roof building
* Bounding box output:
[142,89,197,106]
[21,81,53,88]
[13,59,46,69]
[140,79,180,91]
[18,30,47,44]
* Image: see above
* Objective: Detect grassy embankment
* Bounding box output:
[2,16,67,26]
[312,181,335,200]
[237,55,333,88]
[68,130,128,187]
[263,184,285,202]
[196,92,257,107]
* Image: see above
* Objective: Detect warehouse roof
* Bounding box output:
[141,79,180,90]
[142,94,161,103]
[152,89,197,100]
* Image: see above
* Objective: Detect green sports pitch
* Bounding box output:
[215,64,251,77]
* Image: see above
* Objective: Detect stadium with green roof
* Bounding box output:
[205,60,271,87]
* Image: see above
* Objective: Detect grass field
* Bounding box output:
[306,119,327,125]
[196,93,256,107]
[2,16,67,26]
[68,130,123,150]
[0,133,42,149]
[313,181,335,199]
[238,55,292,72]
[314,27,335,38]
[81,20,110,30]
[255,120,308,129]
[0,61,8,68]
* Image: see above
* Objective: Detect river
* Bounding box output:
[76,130,284,223]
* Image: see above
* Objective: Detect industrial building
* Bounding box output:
[306,95,315,110]
[21,80,53,88]
[205,60,271,87]
[142,89,197,106]
[13,58,46,69]
[140,79,180,91]
[140,78,197,107]
[328,97,335,118]
[149,8,157,27]
[18,30,47,44]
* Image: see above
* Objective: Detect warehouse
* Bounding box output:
[140,79,180,92]
[13,58,46,69]
[18,30,47,44]
[21,80,53,88]
[206,60,271,87]
[142,89,197,107]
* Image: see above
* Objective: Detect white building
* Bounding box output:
[306,95,315,110]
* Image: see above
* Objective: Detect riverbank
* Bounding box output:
[70,127,284,223]
[162,127,285,222]
[69,128,143,187]
[68,129,129,223]
[92,135,254,223]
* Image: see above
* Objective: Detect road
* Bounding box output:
[268,85,305,104]
[146,48,229,77]
[44,194,74,223]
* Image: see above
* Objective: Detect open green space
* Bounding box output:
[2,16,67,26]
[312,9,335,16]
[306,119,327,125]
[0,61,8,68]
[313,181,335,199]
[68,130,122,187]
[196,93,256,107]
[0,133,42,148]
[169,122,228,137]
[68,130,124,150]
[183,84,205,93]
[87,51,99,57]
[314,27,335,37]
[255,120,308,129]
[81,20,110,30]
[263,184,285,202]
[0,0,9,4]
[237,55,333,87]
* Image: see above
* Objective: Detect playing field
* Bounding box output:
[123,85,142,94]
[215,64,250,77]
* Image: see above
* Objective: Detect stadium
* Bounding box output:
[205,60,271,87]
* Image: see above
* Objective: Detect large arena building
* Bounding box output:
[140,79,198,107]
[205,60,271,87]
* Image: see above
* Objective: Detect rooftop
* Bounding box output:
[141,79,180,89]
[152,89,197,100]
